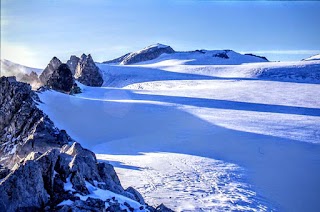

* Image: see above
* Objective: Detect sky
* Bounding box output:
[1,0,320,68]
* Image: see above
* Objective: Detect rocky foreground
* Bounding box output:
[0,76,172,212]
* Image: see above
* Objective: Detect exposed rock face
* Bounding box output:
[213,52,229,59]
[39,57,62,85]
[0,143,150,212]
[103,52,131,64]
[39,57,81,94]
[75,54,104,87]
[104,43,175,65]
[121,43,175,65]
[244,53,269,61]
[46,64,75,93]
[0,76,72,168]
[67,55,80,75]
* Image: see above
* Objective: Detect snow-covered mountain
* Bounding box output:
[103,43,269,65]
[303,53,320,61]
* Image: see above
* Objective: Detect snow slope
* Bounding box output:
[38,59,320,211]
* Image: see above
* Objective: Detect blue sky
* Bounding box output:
[1,0,319,68]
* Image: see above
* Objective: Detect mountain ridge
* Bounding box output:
[103,43,269,65]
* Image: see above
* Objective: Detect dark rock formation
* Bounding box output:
[121,44,175,65]
[103,52,131,64]
[0,143,149,212]
[155,204,175,212]
[213,52,229,59]
[46,64,75,93]
[39,57,62,85]
[67,55,80,75]
[103,43,175,65]
[244,53,269,61]
[39,57,81,94]
[0,76,72,168]
[75,54,103,87]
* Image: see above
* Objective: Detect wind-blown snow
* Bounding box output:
[38,59,320,211]
[1,59,42,75]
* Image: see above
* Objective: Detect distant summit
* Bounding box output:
[104,43,175,65]
[303,54,320,61]
[103,44,268,65]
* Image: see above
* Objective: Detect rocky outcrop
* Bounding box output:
[103,53,131,64]
[67,55,80,75]
[103,44,175,65]
[39,57,81,94]
[75,54,103,87]
[244,53,269,61]
[39,57,62,85]
[213,52,229,59]
[0,143,150,211]
[46,64,81,94]
[0,76,72,168]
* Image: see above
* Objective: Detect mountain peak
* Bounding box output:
[144,43,171,49]
[303,54,320,61]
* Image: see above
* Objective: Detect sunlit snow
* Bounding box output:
[38,55,320,211]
